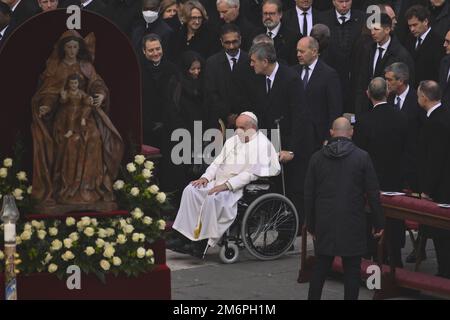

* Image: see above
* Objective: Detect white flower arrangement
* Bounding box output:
[0,157,34,211]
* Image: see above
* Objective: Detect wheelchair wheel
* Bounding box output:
[219,243,240,264]
[241,193,299,261]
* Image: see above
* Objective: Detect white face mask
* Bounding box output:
[143,10,159,24]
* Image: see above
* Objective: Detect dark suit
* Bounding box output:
[354,102,409,267]
[204,50,253,128]
[292,60,343,149]
[257,23,297,65]
[388,87,424,190]
[355,36,414,116]
[282,6,322,38]
[247,63,314,221]
[404,30,444,88]
[0,25,13,50]
[131,17,173,59]
[418,105,450,278]
[8,0,39,31]
[229,14,258,51]
[429,0,450,42]
[439,55,450,107]
[320,9,365,113]
[102,0,141,37]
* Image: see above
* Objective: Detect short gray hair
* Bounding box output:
[418,80,441,101]
[216,0,239,7]
[368,77,388,101]
[384,62,409,84]
[252,33,274,46]
[249,42,277,63]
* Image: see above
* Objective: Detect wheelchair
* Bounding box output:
[216,177,299,264]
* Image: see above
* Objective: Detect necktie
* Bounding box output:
[231,57,237,71]
[302,12,308,36]
[416,37,422,50]
[374,47,384,75]
[266,77,272,95]
[394,96,401,110]
[302,65,310,89]
[267,31,273,38]
[339,16,346,24]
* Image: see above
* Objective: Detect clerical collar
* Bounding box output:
[152,60,161,67]
[427,102,441,117]
[11,0,21,12]
[335,10,351,23]
[267,22,281,38]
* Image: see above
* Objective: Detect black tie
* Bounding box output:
[266,77,272,95]
[394,96,401,110]
[339,16,346,24]
[374,47,384,75]
[267,31,273,38]
[302,65,310,89]
[302,12,308,36]
[416,37,422,50]
[231,57,237,71]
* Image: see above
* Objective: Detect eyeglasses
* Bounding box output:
[222,40,240,45]
[263,12,279,17]
[190,16,203,21]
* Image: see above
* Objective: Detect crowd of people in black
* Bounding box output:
[1,0,450,279]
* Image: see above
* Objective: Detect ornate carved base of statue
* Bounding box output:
[31,30,124,215]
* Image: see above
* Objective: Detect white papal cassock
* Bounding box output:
[173,131,281,247]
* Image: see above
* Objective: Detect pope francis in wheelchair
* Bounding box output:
[168,112,299,263]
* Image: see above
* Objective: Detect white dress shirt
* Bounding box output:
[11,0,21,12]
[0,26,8,40]
[395,85,410,110]
[373,36,391,73]
[427,103,441,117]
[266,22,281,39]
[416,27,431,49]
[81,0,95,7]
[226,49,241,71]
[296,6,312,36]
[301,58,318,82]
[266,62,280,90]
[335,10,351,24]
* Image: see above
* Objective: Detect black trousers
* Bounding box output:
[308,255,362,300]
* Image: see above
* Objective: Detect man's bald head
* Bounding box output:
[367,77,388,103]
[330,117,353,139]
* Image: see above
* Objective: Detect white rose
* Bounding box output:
[48,263,58,273]
[130,187,140,197]
[3,158,12,168]
[51,239,63,251]
[66,217,76,226]
[123,224,134,234]
[24,223,32,231]
[27,186,32,195]
[20,230,31,241]
[148,184,159,194]
[48,227,58,236]
[142,168,152,179]
[119,219,127,228]
[106,228,115,237]
[0,168,7,178]
[0,250,4,260]
[156,192,166,204]
[143,216,153,225]
[69,232,79,242]
[13,188,24,201]
[16,171,27,181]
[139,233,146,242]
[81,217,91,227]
[146,249,154,257]
[16,236,22,245]
[113,180,125,190]
[131,208,144,219]
[157,219,166,230]
[144,161,154,170]
[61,250,75,261]
[100,259,110,271]
[134,155,146,165]
[116,234,127,244]
[63,238,73,249]
[137,247,146,259]
[112,256,122,266]
[84,227,95,237]
[44,253,53,264]
[150,257,155,264]
[132,233,140,242]
[97,228,107,238]
[90,218,98,227]
[95,238,105,248]
[37,230,47,240]
[126,218,132,224]
[84,246,95,256]
[103,246,115,258]
[126,162,136,173]
[31,220,41,229]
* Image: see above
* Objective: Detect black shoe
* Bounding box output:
[191,240,208,259]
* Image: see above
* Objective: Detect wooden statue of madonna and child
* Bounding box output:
[31,30,124,214]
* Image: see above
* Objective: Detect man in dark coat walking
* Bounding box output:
[305,117,385,300]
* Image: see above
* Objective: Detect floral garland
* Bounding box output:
[0,212,166,282]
